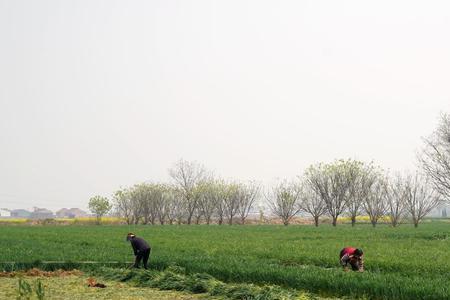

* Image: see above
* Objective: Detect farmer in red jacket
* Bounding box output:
[340,247,364,272]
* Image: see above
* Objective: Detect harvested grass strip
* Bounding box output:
[94,266,304,300]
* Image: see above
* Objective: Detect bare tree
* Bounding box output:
[113,188,133,224]
[133,183,159,225]
[164,186,180,225]
[299,180,327,227]
[174,198,187,225]
[404,173,443,227]
[196,180,221,225]
[363,178,387,227]
[193,206,203,225]
[305,160,354,226]
[224,183,241,225]
[191,183,204,224]
[266,180,301,226]
[419,113,450,199]
[129,186,144,224]
[346,162,378,226]
[215,184,227,225]
[385,174,407,227]
[169,159,207,224]
[155,184,172,225]
[237,181,260,224]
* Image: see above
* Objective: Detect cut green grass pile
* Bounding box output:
[94,266,319,300]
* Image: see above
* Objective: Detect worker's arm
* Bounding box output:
[341,254,352,271]
[340,254,350,267]
[130,240,138,255]
[358,256,364,272]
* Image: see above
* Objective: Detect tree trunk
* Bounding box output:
[218,217,223,225]
[332,217,337,227]
[351,216,356,227]
[314,216,319,227]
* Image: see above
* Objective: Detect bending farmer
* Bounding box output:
[340,247,364,272]
[126,233,151,269]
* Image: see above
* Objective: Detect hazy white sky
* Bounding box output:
[0,0,449,211]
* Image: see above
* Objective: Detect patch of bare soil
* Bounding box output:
[87,277,107,288]
[0,268,83,278]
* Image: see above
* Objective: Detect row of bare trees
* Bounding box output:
[114,159,260,225]
[113,159,442,227]
[255,113,450,227]
[111,113,450,226]
[266,160,443,227]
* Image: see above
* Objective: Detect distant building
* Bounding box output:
[56,208,87,218]
[56,208,69,218]
[0,208,11,218]
[10,209,31,218]
[29,207,54,219]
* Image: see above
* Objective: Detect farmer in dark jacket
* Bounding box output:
[340,247,364,272]
[126,233,151,269]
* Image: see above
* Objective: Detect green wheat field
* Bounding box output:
[1,222,450,299]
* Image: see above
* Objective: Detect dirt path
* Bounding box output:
[0,275,209,300]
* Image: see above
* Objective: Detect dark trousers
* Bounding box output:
[350,261,360,271]
[134,248,151,269]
